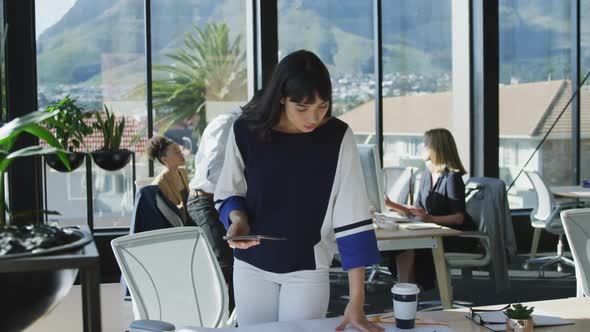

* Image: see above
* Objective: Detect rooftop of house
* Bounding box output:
[338,80,590,138]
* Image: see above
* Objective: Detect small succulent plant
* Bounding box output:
[94,104,125,151]
[504,304,535,320]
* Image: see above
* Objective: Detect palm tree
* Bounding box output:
[150,22,247,138]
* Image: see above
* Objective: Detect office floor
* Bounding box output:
[26,253,576,331]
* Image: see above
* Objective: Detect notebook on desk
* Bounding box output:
[466,310,574,331]
[402,223,442,230]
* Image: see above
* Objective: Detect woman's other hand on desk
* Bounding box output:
[408,207,431,222]
[336,300,384,332]
[226,211,260,249]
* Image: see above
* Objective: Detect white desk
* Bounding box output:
[551,186,590,199]
[424,297,590,332]
[184,297,590,331]
[376,226,462,310]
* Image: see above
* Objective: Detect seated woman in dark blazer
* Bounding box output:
[147,135,192,225]
[385,128,477,289]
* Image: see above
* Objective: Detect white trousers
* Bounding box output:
[233,259,330,326]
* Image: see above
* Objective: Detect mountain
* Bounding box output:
[36,0,247,86]
[36,0,586,87]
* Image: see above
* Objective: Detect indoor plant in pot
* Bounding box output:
[43,95,94,172]
[504,303,535,332]
[91,104,132,171]
[0,110,94,332]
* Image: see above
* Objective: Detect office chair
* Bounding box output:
[524,171,580,275]
[524,171,580,276]
[421,177,515,310]
[447,177,516,289]
[112,227,235,332]
[561,208,590,297]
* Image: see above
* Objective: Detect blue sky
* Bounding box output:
[35,0,77,38]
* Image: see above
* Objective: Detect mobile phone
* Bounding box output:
[222,235,287,241]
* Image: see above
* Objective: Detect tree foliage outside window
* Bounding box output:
[134,22,246,142]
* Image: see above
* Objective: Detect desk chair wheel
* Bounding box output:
[557,263,564,273]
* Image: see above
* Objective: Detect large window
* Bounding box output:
[380,1,461,172]
[582,0,590,183]
[379,1,471,207]
[499,0,573,209]
[150,0,249,177]
[278,1,470,207]
[0,1,5,124]
[29,1,590,229]
[278,0,375,143]
[36,0,147,228]
[36,0,250,228]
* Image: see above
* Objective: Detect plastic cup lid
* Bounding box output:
[391,283,420,295]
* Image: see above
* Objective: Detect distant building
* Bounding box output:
[339,80,590,208]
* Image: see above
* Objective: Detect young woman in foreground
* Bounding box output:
[215,50,383,332]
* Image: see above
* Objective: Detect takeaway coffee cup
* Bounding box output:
[391,283,420,329]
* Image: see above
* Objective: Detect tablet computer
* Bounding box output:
[222,235,287,241]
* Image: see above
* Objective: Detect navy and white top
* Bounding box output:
[214,116,380,274]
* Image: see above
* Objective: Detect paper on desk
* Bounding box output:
[466,311,574,332]
[402,223,442,230]
[179,316,456,332]
[375,212,423,223]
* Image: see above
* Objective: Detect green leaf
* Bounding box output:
[23,124,64,150]
[0,146,69,173]
[0,110,58,143]
[6,146,63,159]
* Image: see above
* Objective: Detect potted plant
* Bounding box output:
[504,304,535,332]
[0,110,93,331]
[43,95,94,172]
[91,104,132,171]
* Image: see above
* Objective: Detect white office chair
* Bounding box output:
[561,208,590,297]
[524,171,580,274]
[112,227,235,331]
[383,166,416,205]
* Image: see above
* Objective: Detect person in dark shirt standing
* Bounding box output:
[214,50,383,332]
[385,128,476,288]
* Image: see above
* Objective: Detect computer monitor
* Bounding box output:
[357,144,385,213]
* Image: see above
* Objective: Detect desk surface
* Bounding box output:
[551,186,590,198]
[376,226,462,240]
[184,297,589,331]
[422,297,590,332]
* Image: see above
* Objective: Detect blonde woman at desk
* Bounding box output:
[384,128,477,289]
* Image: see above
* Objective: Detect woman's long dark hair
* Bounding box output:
[241,50,332,141]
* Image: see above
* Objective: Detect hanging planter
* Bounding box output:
[42,96,94,172]
[91,104,132,171]
[91,149,132,171]
[45,152,86,172]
